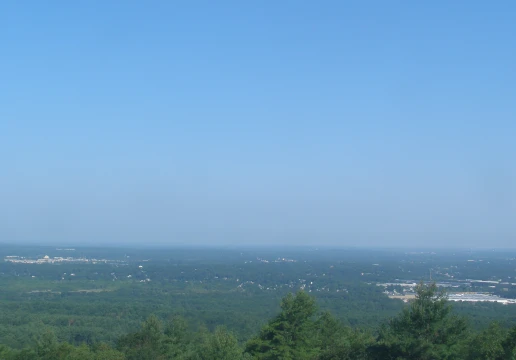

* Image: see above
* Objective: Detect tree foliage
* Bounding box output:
[245,291,319,359]
[371,282,468,360]
[1,284,516,360]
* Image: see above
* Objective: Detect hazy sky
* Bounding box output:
[1,1,515,247]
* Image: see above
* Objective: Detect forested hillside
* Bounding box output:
[0,283,515,359]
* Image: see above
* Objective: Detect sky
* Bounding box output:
[1,1,515,248]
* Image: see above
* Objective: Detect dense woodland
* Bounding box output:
[0,284,516,359]
[2,246,516,359]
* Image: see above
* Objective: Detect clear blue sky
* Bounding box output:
[1,1,515,247]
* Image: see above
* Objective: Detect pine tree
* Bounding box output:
[245,291,318,359]
[370,282,468,360]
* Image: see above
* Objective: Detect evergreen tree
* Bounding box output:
[162,315,192,358]
[370,282,469,360]
[117,315,165,360]
[315,312,371,360]
[195,326,247,360]
[467,322,505,360]
[245,291,318,360]
[501,326,516,360]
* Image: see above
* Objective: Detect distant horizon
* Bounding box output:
[1,241,513,252]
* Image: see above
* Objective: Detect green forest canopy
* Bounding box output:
[1,283,516,360]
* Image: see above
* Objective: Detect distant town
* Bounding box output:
[378,280,516,304]
[4,250,516,305]
[4,254,127,265]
